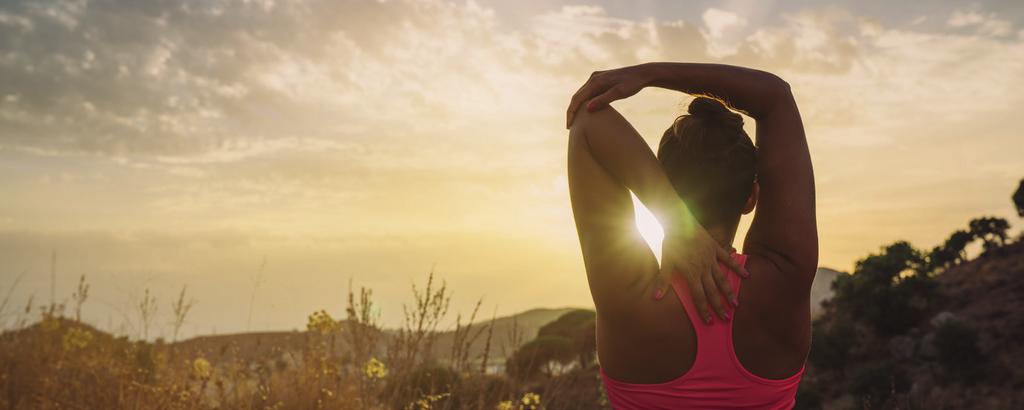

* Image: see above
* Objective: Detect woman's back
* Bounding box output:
[599,252,807,409]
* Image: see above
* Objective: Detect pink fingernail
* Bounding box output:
[730,296,739,306]
[587,101,595,111]
[653,288,665,300]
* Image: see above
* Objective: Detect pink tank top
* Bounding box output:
[600,253,804,409]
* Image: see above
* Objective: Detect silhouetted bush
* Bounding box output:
[540,367,608,409]
[969,216,1011,253]
[380,363,461,410]
[933,319,986,384]
[536,309,596,368]
[850,361,909,407]
[928,230,973,270]
[794,382,824,410]
[450,374,513,409]
[831,242,938,336]
[506,335,574,380]
[808,317,854,370]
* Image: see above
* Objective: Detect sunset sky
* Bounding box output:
[1,0,1022,338]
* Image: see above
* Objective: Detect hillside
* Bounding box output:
[801,241,1024,409]
[169,307,580,365]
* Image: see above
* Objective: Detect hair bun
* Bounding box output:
[687,97,743,128]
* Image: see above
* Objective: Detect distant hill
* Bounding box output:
[429,307,581,360]
[811,267,843,317]
[169,306,581,365]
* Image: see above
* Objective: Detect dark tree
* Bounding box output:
[927,245,955,272]
[506,335,574,380]
[537,309,596,368]
[969,216,1010,251]
[943,230,975,265]
[1014,179,1024,217]
[831,241,937,335]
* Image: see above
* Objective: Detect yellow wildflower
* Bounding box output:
[62,327,93,351]
[192,357,213,380]
[521,392,541,410]
[306,310,339,335]
[407,393,449,410]
[363,357,388,379]
[495,400,514,410]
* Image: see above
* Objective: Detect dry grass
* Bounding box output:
[0,270,607,410]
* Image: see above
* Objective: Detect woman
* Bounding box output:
[566,63,816,409]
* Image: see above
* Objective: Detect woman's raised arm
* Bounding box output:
[568,62,817,282]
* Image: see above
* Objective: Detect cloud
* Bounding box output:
[701,8,748,57]
[948,9,1013,36]
[0,0,505,159]
[741,9,860,72]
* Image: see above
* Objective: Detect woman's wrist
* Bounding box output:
[635,62,666,88]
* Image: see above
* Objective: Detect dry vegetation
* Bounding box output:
[0,270,605,410]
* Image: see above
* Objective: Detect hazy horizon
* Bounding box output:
[1,0,1022,339]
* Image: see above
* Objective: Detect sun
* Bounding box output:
[632,194,665,261]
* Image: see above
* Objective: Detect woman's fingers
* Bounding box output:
[566,77,607,128]
[566,81,593,124]
[687,275,712,324]
[585,86,625,112]
[717,246,751,278]
[710,263,738,307]
[701,274,729,321]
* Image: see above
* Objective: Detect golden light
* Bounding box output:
[632,194,665,262]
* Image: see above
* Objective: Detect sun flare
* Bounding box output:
[632,194,665,261]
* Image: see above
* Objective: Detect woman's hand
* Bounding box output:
[566,64,653,128]
[657,214,750,324]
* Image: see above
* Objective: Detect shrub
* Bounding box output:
[506,336,574,380]
[969,216,1011,251]
[536,309,596,368]
[831,242,938,336]
[933,319,986,384]
[380,363,461,410]
[794,382,824,410]
[808,317,854,370]
[850,361,909,408]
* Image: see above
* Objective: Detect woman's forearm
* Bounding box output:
[641,63,792,120]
